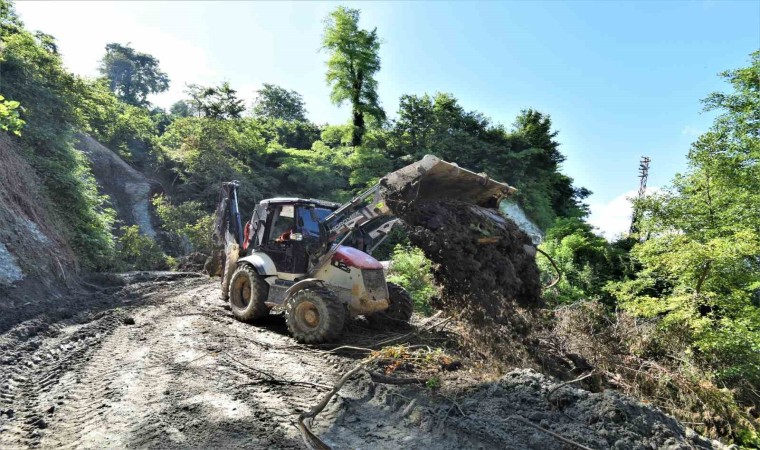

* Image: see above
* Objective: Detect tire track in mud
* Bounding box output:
[0,312,127,449]
[0,280,321,449]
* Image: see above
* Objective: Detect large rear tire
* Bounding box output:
[367,282,413,329]
[285,287,346,343]
[228,265,269,322]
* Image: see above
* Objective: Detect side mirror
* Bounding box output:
[291,233,303,241]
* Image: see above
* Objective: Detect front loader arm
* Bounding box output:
[212,181,244,248]
[319,154,517,254]
[323,184,390,238]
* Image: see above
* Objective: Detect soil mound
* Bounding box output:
[399,201,541,307]
[388,198,544,366]
[322,368,719,449]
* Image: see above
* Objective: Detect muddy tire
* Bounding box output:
[285,287,346,343]
[367,283,413,329]
[228,264,269,322]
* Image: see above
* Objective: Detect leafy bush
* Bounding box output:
[537,217,632,305]
[387,245,437,315]
[115,225,170,270]
[0,94,24,135]
[153,195,214,254]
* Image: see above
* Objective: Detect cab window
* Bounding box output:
[268,205,295,244]
[298,206,331,238]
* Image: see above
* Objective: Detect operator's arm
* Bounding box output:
[275,229,292,243]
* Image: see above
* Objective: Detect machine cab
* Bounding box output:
[245,198,338,276]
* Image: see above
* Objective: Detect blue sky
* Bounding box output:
[14,1,760,237]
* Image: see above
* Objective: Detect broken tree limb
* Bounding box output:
[373,315,453,348]
[536,247,561,290]
[546,370,596,405]
[508,415,592,450]
[297,363,366,450]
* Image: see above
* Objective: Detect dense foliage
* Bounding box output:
[537,218,633,304]
[0,3,116,269]
[609,52,760,400]
[252,83,308,122]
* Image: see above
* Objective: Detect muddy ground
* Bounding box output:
[0,274,721,449]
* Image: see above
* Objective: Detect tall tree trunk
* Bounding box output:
[352,107,365,146]
[351,70,365,146]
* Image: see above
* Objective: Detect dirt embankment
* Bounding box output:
[0,134,78,330]
[75,134,160,236]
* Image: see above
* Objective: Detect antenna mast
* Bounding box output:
[630,156,650,234]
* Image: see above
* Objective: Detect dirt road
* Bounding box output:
[0,275,720,449]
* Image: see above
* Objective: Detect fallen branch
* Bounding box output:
[508,415,592,450]
[297,363,366,450]
[546,370,596,405]
[373,315,453,348]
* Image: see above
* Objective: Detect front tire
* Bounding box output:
[228,265,269,322]
[285,286,346,343]
[367,282,413,329]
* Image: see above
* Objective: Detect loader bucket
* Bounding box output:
[381,155,516,207]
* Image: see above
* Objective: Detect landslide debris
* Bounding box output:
[388,198,545,366]
[321,368,720,450]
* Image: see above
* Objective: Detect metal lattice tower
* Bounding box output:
[630,156,650,234]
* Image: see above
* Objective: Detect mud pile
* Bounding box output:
[389,198,544,366]
[322,368,720,449]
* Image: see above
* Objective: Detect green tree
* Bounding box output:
[388,92,587,227]
[99,43,169,107]
[609,51,760,394]
[252,83,308,121]
[170,100,192,118]
[538,217,632,304]
[158,117,276,209]
[185,82,245,119]
[75,78,157,162]
[322,6,384,146]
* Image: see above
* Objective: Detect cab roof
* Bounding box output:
[259,197,340,209]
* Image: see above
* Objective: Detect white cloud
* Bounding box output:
[681,125,702,137]
[587,188,660,240]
